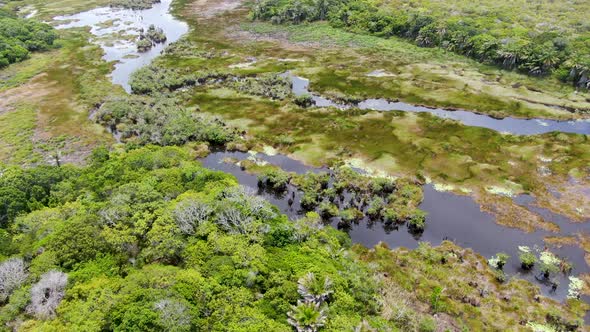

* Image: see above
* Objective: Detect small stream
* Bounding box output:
[201,149,590,301]
[290,75,590,136]
[54,0,188,92]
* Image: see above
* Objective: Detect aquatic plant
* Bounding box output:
[488,253,510,270]
[407,210,427,232]
[518,246,536,270]
[95,95,237,146]
[257,168,290,191]
[233,73,292,100]
[539,251,561,278]
[567,276,584,300]
[294,94,315,108]
[318,202,339,218]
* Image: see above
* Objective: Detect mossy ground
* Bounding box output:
[355,241,589,331]
[0,29,116,166]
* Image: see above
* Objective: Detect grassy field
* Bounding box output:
[0,28,116,166]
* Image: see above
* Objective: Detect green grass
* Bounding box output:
[0,105,41,165]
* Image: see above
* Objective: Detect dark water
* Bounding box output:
[290,75,590,136]
[54,0,188,92]
[201,149,590,301]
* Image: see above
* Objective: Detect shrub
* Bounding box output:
[294,94,315,108]
[340,208,363,223]
[488,253,510,270]
[518,251,537,270]
[407,210,427,232]
[539,251,561,278]
[257,168,290,191]
[96,96,237,146]
[173,198,212,235]
[0,15,58,68]
[318,202,339,218]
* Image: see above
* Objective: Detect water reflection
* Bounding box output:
[290,75,590,136]
[54,0,188,92]
[201,149,590,300]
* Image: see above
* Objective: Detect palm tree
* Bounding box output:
[287,300,328,332]
[297,272,333,304]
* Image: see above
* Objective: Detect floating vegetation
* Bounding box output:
[136,25,166,52]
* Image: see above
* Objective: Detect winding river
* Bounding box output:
[290,75,590,136]
[54,0,188,92]
[53,0,590,302]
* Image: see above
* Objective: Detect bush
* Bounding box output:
[407,210,427,232]
[257,168,290,191]
[96,96,237,146]
[111,0,160,9]
[0,15,58,68]
[340,208,363,223]
[519,251,536,270]
[0,258,28,302]
[294,94,315,108]
[318,202,339,218]
[488,253,510,270]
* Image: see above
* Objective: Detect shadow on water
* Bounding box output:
[54,0,188,92]
[289,74,590,136]
[201,149,590,301]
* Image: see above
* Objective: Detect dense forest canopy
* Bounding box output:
[0,8,57,68]
[251,0,590,88]
[0,146,388,330]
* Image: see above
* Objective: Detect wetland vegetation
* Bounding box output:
[0,0,590,330]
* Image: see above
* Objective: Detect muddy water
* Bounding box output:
[290,75,590,136]
[201,149,590,300]
[54,0,188,92]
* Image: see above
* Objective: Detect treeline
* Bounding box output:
[251,0,590,89]
[0,9,58,68]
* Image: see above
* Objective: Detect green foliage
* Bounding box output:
[429,286,444,313]
[257,167,290,191]
[0,146,383,330]
[233,73,292,100]
[294,93,314,108]
[252,0,590,88]
[0,13,58,68]
[129,65,228,95]
[519,250,536,270]
[96,95,237,146]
